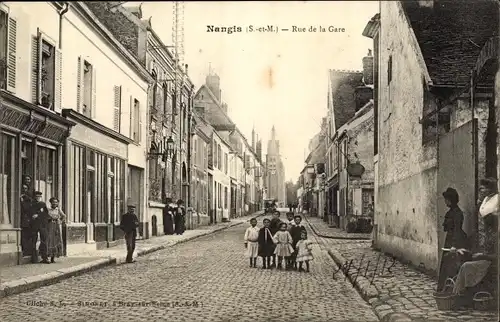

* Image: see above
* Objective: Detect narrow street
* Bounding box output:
[0,216,378,322]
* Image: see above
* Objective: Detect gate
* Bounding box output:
[437,119,478,268]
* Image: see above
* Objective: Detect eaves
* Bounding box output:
[72,2,154,83]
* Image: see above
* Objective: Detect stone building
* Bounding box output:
[86,2,195,238]
[325,67,373,227]
[372,0,497,272]
[0,1,157,265]
[264,126,286,207]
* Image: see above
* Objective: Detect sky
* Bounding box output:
[127,1,379,182]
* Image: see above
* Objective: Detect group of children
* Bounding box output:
[244,212,314,272]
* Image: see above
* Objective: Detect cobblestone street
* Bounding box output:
[307,216,499,322]
[0,217,378,322]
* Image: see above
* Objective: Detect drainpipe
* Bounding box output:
[58,2,70,50]
[187,81,194,228]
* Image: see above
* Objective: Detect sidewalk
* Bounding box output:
[305,215,371,240]
[307,217,498,321]
[0,212,263,299]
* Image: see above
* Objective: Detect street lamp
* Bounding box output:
[147,135,176,160]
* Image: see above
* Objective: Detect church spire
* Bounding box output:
[271,125,276,140]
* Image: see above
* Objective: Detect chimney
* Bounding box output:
[205,73,221,102]
[221,102,228,113]
[185,64,189,76]
[362,49,374,85]
[251,128,256,151]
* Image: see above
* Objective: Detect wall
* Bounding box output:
[211,133,231,221]
[377,1,439,271]
[61,6,149,170]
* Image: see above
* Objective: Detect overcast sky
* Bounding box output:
[128,1,379,181]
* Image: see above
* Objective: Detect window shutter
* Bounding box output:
[76,56,83,112]
[6,16,17,93]
[129,95,134,139]
[31,35,41,104]
[113,86,122,132]
[54,49,63,113]
[138,100,142,142]
[91,66,97,118]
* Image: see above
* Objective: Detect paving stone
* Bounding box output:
[0,217,378,322]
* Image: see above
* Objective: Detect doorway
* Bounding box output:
[128,165,144,237]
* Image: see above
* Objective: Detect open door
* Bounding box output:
[437,119,478,268]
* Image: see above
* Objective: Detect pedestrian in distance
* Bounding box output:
[20,184,33,257]
[174,199,186,235]
[30,191,50,264]
[46,197,66,263]
[244,218,260,268]
[295,230,314,272]
[289,215,307,270]
[120,203,139,263]
[272,222,294,270]
[258,218,275,269]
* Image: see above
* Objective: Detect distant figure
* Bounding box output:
[175,199,186,235]
[20,184,33,256]
[120,203,139,263]
[163,203,175,235]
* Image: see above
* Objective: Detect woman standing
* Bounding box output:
[175,199,186,235]
[46,197,66,263]
[437,187,468,292]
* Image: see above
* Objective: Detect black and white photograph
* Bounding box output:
[0,1,499,321]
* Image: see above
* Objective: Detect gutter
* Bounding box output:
[58,2,70,50]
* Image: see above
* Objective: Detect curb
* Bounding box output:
[0,215,260,299]
[303,215,371,240]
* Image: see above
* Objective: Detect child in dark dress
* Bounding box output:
[289,215,307,270]
[258,218,275,269]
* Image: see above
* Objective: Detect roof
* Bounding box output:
[401,0,498,87]
[329,70,364,130]
[193,113,213,141]
[84,2,140,59]
[305,139,326,165]
[362,13,380,38]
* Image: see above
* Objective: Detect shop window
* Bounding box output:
[35,144,57,203]
[114,158,126,223]
[95,152,106,223]
[71,144,85,223]
[0,133,15,226]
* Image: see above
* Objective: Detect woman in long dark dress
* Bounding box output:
[163,204,175,235]
[437,187,468,292]
[174,199,186,235]
[46,197,66,263]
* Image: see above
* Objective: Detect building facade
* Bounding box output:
[374,0,497,272]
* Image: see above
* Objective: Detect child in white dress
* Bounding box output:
[295,230,314,272]
[244,218,260,268]
[272,222,294,269]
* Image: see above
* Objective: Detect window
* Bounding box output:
[113,86,122,132]
[193,138,197,167]
[224,153,228,174]
[0,133,15,226]
[387,55,392,84]
[224,186,228,209]
[0,9,17,93]
[130,98,141,143]
[35,143,57,204]
[217,144,222,170]
[77,57,95,117]
[71,145,85,223]
[32,30,62,111]
[113,158,126,223]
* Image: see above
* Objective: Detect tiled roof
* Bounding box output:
[84,2,139,59]
[329,70,364,130]
[306,139,326,165]
[402,0,498,86]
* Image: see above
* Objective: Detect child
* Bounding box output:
[269,211,283,268]
[289,215,307,270]
[258,218,275,269]
[295,230,314,272]
[272,222,294,269]
[285,212,296,269]
[244,218,260,268]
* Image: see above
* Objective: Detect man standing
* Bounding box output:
[30,191,50,264]
[120,204,139,263]
[20,184,33,256]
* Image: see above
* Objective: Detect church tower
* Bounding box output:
[265,125,286,206]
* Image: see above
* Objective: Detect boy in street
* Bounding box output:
[244,218,260,268]
[120,203,139,263]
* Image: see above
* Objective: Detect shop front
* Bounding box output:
[62,109,131,255]
[0,91,74,266]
